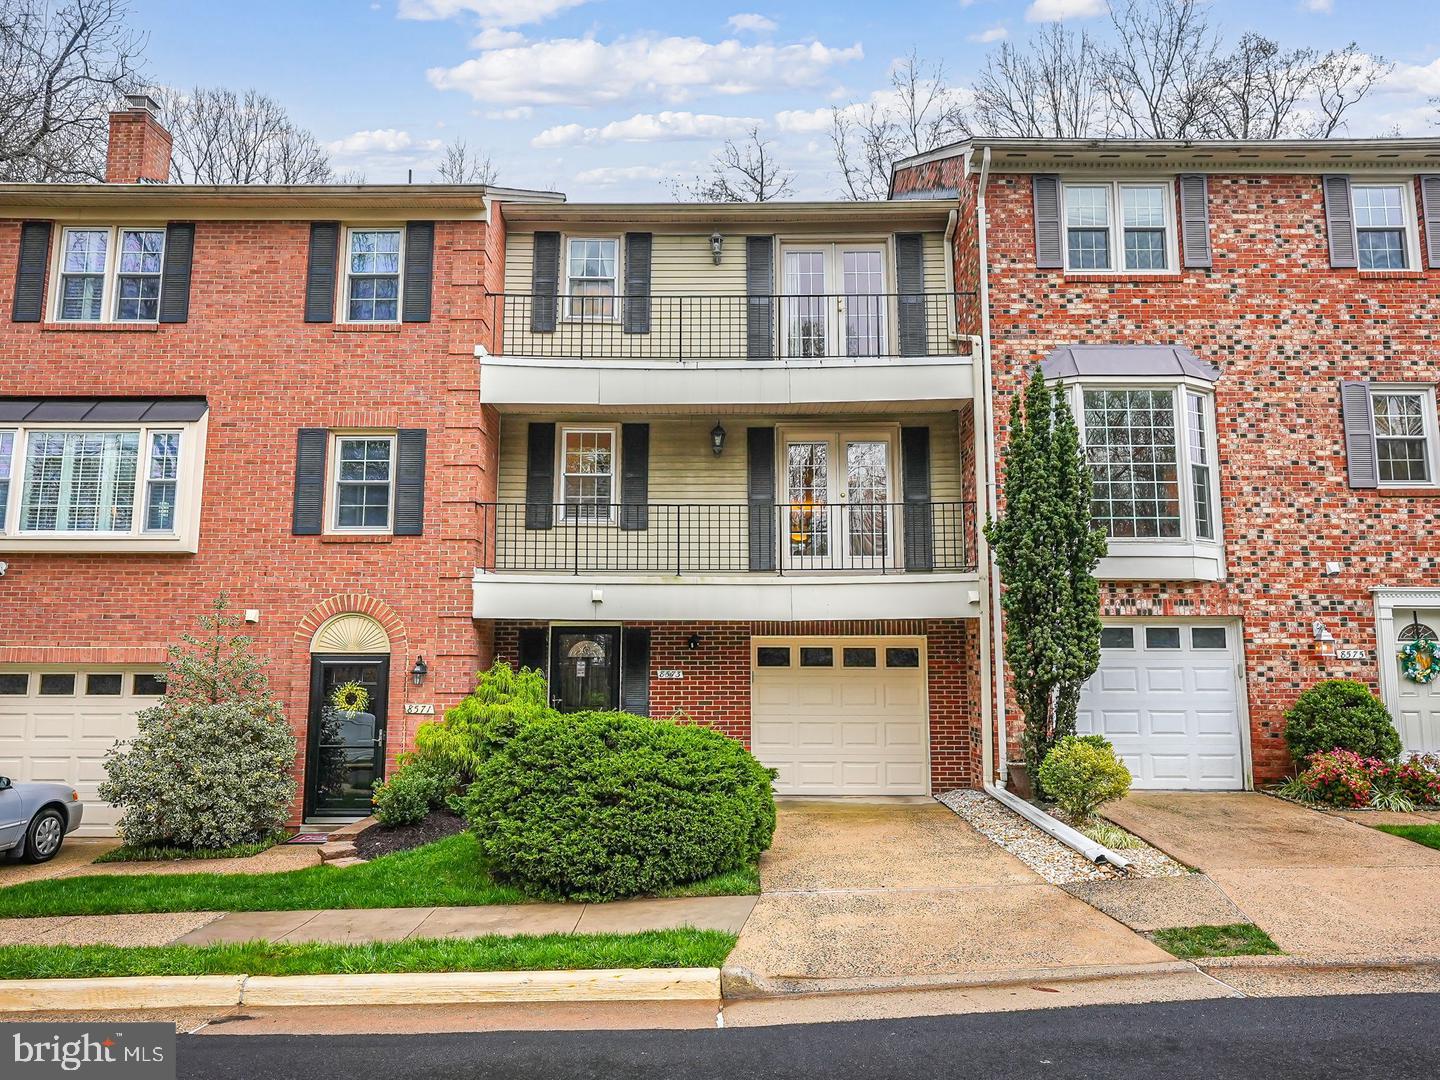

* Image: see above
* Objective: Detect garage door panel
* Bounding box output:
[796,722,839,748]
[840,683,879,707]
[840,762,882,787]
[1144,668,1185,693]
[752,684,795,707]
[840,722,881,748]
[797,684,837,706]
[1193,666,1234,693]
[882,682,922,707]
[1195,710,1235,735]
[1096,709,1140,736]
[1098,668,1138,693]
[1148,710,1187,736]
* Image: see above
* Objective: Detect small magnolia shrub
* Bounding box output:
[372,757,451,826]
[100,597,296,850]
[413,663,550,788]
[1036,735,1132,823]
[466,710,777,901]
[1283,680,1401,764]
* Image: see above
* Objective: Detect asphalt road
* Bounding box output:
[181,993,1439,1080]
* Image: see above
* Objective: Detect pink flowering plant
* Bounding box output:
[1284,749,1440,810]
[1395,754,1440,806]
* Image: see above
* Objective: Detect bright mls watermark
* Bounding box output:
[2,1023,175,1079]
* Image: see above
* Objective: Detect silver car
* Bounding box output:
[0,777,85,863]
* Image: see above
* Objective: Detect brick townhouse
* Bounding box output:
[893,137,1440,789]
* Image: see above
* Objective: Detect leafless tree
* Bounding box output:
[669,126,794,202]
[435,137,497,184]
[1308,44,1390,138]
[972,25,1109,139]
[1099,0,1222,139]
[153,86,331,184]
[830,51,968,200]
[0,0,145,181]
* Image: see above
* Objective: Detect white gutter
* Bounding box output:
[985,784,1133,870]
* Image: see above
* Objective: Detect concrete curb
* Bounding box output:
[720,960,1197,999]
[1195,954,1440,976]
[0,967,721,1012]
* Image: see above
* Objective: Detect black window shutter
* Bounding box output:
[517,627,548,677]
[157,223,195,324]
[901,426,934,571]
[1032,175,1063,269]
[1340,380,1379,489]
[402,221,434,323]
[623,232,652,334]
[292,428,329,534]
[1322,176,1357,269]
[1421,175,1440,270]
[525,422,556,529]
[304,222,340,323]
[894,232,928,357]
[393,428,427,535]
[621,627,651,716]
[619,422,649,531]
[531,231,560,333]
[1178,175,1212,268]
[745,235,774,359]
[11,221,52,323]
[747,426,777,571]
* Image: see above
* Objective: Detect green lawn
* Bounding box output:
[1374,824,1440,851]
[1150,923,1283,959]
[0,834,758,918]
[0,929,736,980]
[93,833,287,864]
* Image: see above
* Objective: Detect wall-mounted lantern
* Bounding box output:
[411,656,429,687]
[711,421,727,457]
[709,232,724,265]
[687,633,702,651]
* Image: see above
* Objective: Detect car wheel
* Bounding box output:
[21,808,66,864]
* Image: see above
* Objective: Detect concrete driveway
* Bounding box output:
[1104,792,1440,960]
[724,800,1175,996]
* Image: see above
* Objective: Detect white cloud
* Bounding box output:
[574,164,669,186]
[428,34,864,106]
[484,105,534,120]
[471,27,526,49]
[1384,55,1440,98]
[1025,0,1107,21]
[325,129,442,155]
[1301,0,1333,10]
[533,111,760,147]
[398,0,587,24]
[968,24,1008,43]
[774,106,834,134]
[727,13,777,33]
[324,129,446,177]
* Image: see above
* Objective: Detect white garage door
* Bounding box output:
[0,669,166,835]
[1077,623,1246,790]
[750,638,928,796]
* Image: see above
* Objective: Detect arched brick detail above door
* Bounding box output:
[295,595,408,653]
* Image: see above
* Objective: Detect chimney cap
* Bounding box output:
[122,93,162,117]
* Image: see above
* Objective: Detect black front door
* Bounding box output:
[549,627,620,712]
[306,655,389,818]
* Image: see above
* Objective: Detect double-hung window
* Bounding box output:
[1063,182,1175,273]
[0,430,12,531]
[559,426,615,521]
[1351,184,1413,271]
[1077,385,1217,542]
[565,239,618,320]
[331,435,395,531]
[55,226,166,322]
[1372,388,1437,485]
[344,228,402,322]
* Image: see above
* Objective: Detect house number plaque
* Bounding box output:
[656,669,684,680]
[1333,649,1368,661]
[404,703,436,715]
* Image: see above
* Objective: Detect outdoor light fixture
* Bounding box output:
[687,634,701,650]
[709,232,724,264]
[711,421,727,456]
[411,656,429,687]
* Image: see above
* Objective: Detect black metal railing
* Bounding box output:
[486,292,969,361]
[478,501,977,575]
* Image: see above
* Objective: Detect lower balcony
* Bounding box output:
[472,501,981,621]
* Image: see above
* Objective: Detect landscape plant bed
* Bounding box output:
[0,929,737,980]
[353,810,466,861]
[93,833,289,865]
[0,833,759,918]
[1150,923,1283,959]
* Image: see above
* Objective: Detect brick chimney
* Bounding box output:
[105,94,172,183]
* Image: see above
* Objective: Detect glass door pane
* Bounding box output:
[782,250,828,358]
[841,249,886,356]
[550,628,619,712]
[309,659,387,816]
[845,439,891,568]
[786,439,831,563]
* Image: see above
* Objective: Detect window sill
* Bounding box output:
[1098,543,1224,582]
[1373,486,1440,497]
[1061,272,1184,284]
[333,323,402,333]
[39,321,161,333]
[1356,270,1427,280]
[0,536,196,554]
[320,533,394,544]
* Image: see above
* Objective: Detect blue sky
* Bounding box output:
[132,0,1440,198]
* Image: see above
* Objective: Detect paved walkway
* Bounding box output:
[0,840,320,889]
[724,800,1170,995]
[1104,791,1440,960]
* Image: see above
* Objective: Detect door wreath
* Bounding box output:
[1399,639,1440,684]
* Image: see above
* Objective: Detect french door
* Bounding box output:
[781,430,896,571]
[780,244,889,358]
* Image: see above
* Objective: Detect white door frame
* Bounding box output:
[778,242,891,358]
[1373,588,1440,754]
[776,424,900,572]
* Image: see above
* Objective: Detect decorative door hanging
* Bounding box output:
[1399,611,1439,685]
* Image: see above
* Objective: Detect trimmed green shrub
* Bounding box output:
[413,663,550,787]
[466,710,777,901]
[1283,680,1401,764]
[1036,735,1132,823]
[372,758,450,826]
[100,597,297,851]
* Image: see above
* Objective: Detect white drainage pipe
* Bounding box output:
[984,784,1133,871]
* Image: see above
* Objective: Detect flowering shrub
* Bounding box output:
[1395,754,1440,806]
[1283,680,1401,764]
[1288,750,1440,810]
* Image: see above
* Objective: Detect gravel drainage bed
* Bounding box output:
[938,789,1186,885]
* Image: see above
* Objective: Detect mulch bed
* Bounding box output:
[353,810,468,860]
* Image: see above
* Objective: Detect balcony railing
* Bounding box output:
[486,292,969,362]
[477,501,978,575]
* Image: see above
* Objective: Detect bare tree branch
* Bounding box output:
[0,0,145,181]
[435,137,497,184]
[669,126,795,202]
[972,25,1109,139]
[152,86,330,184]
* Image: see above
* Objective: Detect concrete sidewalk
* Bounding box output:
[0,896,758,949]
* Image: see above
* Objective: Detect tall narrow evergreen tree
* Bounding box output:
[985,370,1107,788]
